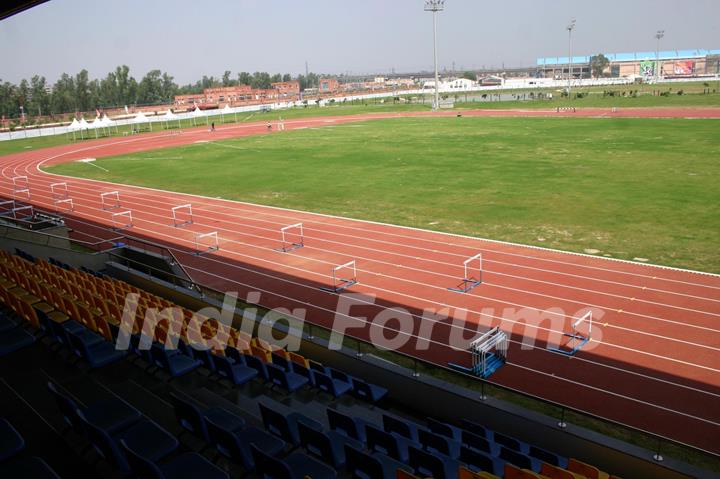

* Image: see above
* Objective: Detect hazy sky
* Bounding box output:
[1,0,718,84]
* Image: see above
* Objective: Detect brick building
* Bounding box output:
[319,78,340,94]
[174,82,301,110]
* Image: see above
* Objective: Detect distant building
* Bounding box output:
[319,78,340,93]
[537,48,720,79]
[173,82,301,110]
[271,81,301,98]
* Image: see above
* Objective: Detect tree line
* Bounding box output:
[0,66,322,121]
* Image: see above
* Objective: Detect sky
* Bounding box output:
[0,0,718,84]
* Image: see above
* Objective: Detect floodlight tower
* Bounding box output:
[567,19,576,97]
[655,30,665,82]
[424,0,445,110]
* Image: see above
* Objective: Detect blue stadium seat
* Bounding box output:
[418,428,461,458]
[47,381,141,435]
[493,432,529,453]
[0,315,20,334]
[192,348,217,372]
[271,352,294,372]
[366,424,419,463]
[351,378,387,404]
[313,370,352,398]
[250,444,337,479]
[243,353,269,381]
[258,401,322,445]
[0,328,35,357]
[459,446,505,477]
[213,354,257,386]
[326,408,368,444]
[408,445,460,479]
[169,392,245,442]
[382,413,422,442]
[0,456,61,478]
[206,417,285,471]
[290,362,315,386]
[297,421,362,468]
[152,344,202,377]
[461,430,500,456]
[343,443,411,479]
[266,363,308,393]
[426,417,462,442]
[77,411,179,475]
[529,445,567,468]
[499,446,541,473]
[121,439,229,479]
[460,418,492,440]
[309,360,329,376]
[0,418,25,462]
[67,330,125,368]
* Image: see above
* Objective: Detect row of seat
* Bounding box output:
[0,248,622,479]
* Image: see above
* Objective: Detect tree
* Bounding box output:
[282,73,292,82]
[237,72,252,86]
[222,70,233,87]
[137,70,165,105]
[590,54,610,79]
[461,71,477,81]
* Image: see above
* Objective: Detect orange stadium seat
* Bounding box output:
[541,463,587,479]
[505,463,550,479]
[459,465,502,479]
[568,459,610,479]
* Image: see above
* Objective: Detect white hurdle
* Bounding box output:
[321,260,358,293]
[171,204,193,227]
[101,191,121,210]
[12,176,30,200]
[448,253,483,293]
[12,205,34,220]
[111,210,133,230]
[548,311,593,356]
[50,182,69,199]
[194,231,219,255]
[275,222,304,252]
[54,198,74,213]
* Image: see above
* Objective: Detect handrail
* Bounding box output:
[1,210,718,464]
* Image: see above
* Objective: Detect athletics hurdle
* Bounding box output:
[547,311,593,356]
[12,176,30,200]
[111,210,133,230]
[101,191,121,210]
[171,204,193,227]
[449,326,508,379]
[194,232,219,255]
[275,222,304,252]
[54,198,74,213]
[448,253,483,293]
[12,205,34,220]
[321,260,358,293]
[0,200,15,217]
[50,182,69,199]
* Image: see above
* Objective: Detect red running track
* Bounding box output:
[1,108,719,455]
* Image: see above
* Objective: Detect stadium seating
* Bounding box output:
[0,418,25,461]
[0,248,625,479]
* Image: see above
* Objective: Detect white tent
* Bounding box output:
[67,118,81,131]
[220,104,235,124]
[162,109,181,129]
[100,114,119,135]
[192,106,208,126]
[66,118,82,140]
[89,116,105,138]
[132,111,152,132]
[78,117,90,130]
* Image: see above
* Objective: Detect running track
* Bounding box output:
[1,108,719,455]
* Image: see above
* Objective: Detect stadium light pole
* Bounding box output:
[424,0,445,110]
[655,30,665,82]
[567,19,576,97]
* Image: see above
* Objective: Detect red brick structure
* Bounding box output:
[271,81,300,98]
[319,78,339,93]
[174,82,302,110]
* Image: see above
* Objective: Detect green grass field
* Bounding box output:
[45,116,720,273]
